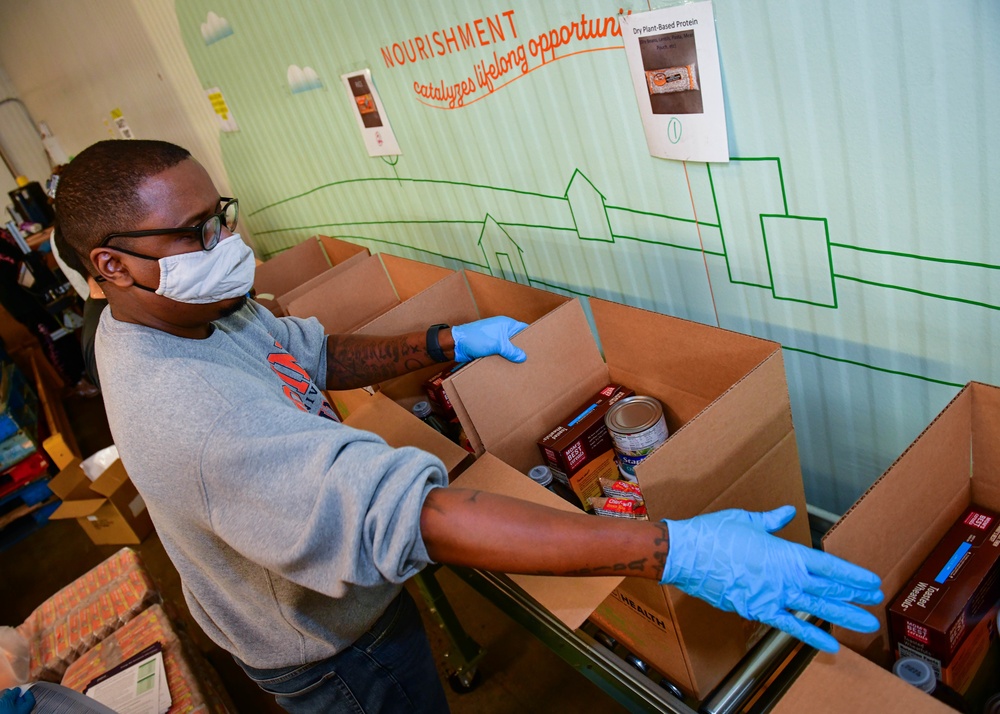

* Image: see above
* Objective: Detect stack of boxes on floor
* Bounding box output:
[0,354,58,552]
[237,234,1000,711]
[15,547,237,712]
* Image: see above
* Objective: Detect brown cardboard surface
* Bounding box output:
[343,393,469,477]
[276,251,369,312]
[771,649,953,714]
[822,384,974,660]
[254,237,331,300]
[451,454,623,628]
[380,254,454,302]
[317,235,369,265]
[464,271,570,323]
[47,459,153,545]
[971,382,1000,511]
[286,254,400,334]
[445,300,608,468]
[357,271,479,336]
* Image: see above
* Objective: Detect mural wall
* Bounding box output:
[174,0,999,514]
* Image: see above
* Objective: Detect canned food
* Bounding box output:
[605,396,668,479]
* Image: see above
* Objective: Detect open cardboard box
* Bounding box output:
[254,235,369,315]
[47,458,153,545]
[807,381,1000,710]
[353,269,570,415]
[443,297,811,699]
[341,391,470,479]
[286,254,454,336]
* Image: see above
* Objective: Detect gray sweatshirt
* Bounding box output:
[95,300,446,668]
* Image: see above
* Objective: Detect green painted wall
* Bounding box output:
[175,0,999,514]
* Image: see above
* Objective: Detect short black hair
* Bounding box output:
[55,140,191,275]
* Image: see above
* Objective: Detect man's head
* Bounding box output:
[56,140,192,272]
[55,140,252,338]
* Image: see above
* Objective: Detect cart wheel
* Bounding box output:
[448,669,482,693]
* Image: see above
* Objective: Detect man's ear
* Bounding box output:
[90,247,134,288]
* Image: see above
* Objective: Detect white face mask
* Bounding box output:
[151,234,256,304]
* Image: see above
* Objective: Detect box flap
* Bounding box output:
[444,300,608,473]
[317,235,369,265]
[591,298,779,431]
[771,649,953,714]
[47,460,96,501]
[450,453,623,628]
[971,381,1000,511]
[286,254,399,334]
[50,497,107,520]
[634,352,799,521]
[90,459,130,498]
[343,393,469,476]
[355,271,479,336]
[276,250,369,312]
[822,384,973,659]
[254,237,331,299]
[465,271,570,323]
[381,254,454,302]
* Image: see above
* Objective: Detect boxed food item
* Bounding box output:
[820,381,1000,711]
[887,505,1000,690]
[17,547,158,681]
[537,384,634,483]
[444,297,810,698]
[423,362,463,418]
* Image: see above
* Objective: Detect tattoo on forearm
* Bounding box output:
[653,523,669,575]
[537,558,649,577]
[327,333,435,389]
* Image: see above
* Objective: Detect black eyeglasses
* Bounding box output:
[99,197,239,252]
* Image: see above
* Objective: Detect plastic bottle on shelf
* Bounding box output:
[412,401,452,438]
[892,657,971,712]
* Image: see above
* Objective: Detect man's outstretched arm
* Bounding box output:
[420,488,885,653]
[325,316,527,390]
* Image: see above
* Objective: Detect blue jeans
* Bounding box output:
[235,590,450,713]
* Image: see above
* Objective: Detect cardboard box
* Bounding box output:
[445,297,810,698]
[357,269,569,417]
[286,253,455,336]
[253,236,338,314]
[341,392,471,480]
[814,381,1000,709]
[47,458,153,545]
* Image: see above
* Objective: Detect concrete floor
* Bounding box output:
[0,391,631,713]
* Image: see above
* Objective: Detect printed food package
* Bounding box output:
[17,547,158,681]
[645,64,698,94]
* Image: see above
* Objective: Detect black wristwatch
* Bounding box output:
[426,323,450,363]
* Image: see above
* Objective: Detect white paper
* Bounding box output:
[340,69,401,157]
[620,1,729,162]
[205,87,240,132]
[86,651,169,714]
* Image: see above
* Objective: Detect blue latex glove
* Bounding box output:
[451,316,528,363]
[660,506,883,653]
[0,688,34,714]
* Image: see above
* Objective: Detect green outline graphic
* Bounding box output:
[249,155,998,388]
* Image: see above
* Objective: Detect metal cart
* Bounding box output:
[413,565,820,714]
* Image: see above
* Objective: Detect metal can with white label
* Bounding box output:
[604,396,668,481]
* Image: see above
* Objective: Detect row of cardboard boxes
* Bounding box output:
[248,235,1000,710]
[47,235,994,710]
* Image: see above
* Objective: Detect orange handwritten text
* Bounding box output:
[403,10,630,110]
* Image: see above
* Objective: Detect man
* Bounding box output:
[56,141,883,713]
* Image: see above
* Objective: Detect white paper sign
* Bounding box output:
[340,69,401,157]
[620,1,729,162]
[205,87,240,132]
